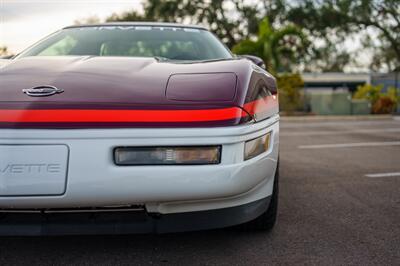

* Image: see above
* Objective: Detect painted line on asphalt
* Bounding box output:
[281,128,400,136]
[281,120,399,129]
[298,141,400,149]
[365,172,400,178]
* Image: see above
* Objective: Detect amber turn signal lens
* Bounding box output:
[244,132,271,160]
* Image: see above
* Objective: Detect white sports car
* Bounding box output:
[0,22,280,235]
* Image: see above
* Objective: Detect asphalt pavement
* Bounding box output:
[0,117,399,266]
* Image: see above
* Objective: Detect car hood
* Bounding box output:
[0,56,250,108]
[1,56,275,128]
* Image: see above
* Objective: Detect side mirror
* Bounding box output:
[239,55,266,70]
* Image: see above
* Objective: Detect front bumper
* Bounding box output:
[0,115,279,216]
[0,196,271,235]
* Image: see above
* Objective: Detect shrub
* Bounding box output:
[372,96,396,114]
[353,84,398,114]
[386,86,399,104]
[353,84,383,104]
[277,73,304,114]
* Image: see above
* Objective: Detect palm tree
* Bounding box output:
[232,18,309,73]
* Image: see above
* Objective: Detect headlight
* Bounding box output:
[244,132,271,160]
[114,146,221,165]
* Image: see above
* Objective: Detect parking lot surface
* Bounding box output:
[0,117,399,266]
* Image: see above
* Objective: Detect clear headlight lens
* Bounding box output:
[114,146,221,165]
[244,132,271,160]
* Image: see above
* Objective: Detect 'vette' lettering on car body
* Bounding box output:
[0,164,62,174]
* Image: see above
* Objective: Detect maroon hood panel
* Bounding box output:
[1,56,247,106]
[0,56,278,128]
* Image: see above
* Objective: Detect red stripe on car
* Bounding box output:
[244,95,278,116]
[0,107,248,123]
[0,96,276,125]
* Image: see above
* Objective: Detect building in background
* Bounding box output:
[300,72,399,115]
[302,73,370,93]
[371,72,400,92]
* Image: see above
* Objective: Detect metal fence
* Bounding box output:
[305,90,371,115]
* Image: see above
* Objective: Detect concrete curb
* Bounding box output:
[280,115,394,122]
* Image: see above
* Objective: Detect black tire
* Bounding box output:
[241,162,279,231]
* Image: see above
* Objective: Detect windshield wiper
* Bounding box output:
[154,56,172,62]
[154,57,234,64]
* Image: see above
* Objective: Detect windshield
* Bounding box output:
[18,26,233,61]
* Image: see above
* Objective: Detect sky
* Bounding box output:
[0,0,143,54]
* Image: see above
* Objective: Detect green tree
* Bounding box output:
[232,18,309,73]
[89,0,399,72]
[286,0,400,72]
[301,39,353,72]
[277,73,304,114]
